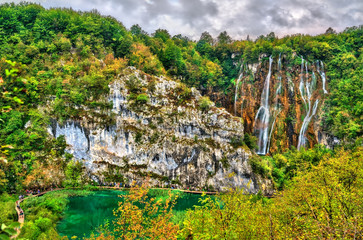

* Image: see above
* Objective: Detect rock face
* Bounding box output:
[220,55,332,154]
[49,67,272,193]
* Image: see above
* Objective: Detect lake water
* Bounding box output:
[57,189,207,238]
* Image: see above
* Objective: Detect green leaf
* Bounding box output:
[3,228,16,236]
[1,224,6,231]
[0,233,10,240]
[12,97,24,104]
[8,222,20,229]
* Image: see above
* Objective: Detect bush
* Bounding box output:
[136,93,149,104]
[220,156,230,169]
[135,131,142,143]
[244,133,258,150]
[176,83,192,104]
[230,137,244,148]
[198,96,213,112]
[125,75,141,93]
[249,155,271,178]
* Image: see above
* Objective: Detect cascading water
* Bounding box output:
[255,56,273,155]
[234,63,244,115]
[240,63,247,117]
[298,100,319,149]
[299,57,307,110]
[297,62,319,150]
[267,54,282,153]
[317,60,328,94]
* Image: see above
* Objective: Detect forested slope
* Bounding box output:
[0,2,361,193]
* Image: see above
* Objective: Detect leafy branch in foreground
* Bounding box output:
[88,181,179,240]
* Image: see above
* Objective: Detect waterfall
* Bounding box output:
[240,63,247,117]
[297,62,319,150]
[234,63,244,115]
[267,54,282,153]
[298,100,319,150]
[317,60,328,94]
[299,57,307,110]
[255,56,273,155]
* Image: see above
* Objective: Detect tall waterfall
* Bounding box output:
[240,63,247,117]
[317,60,328,94]
[255,56,273,155]
[234,63,244,115]
[297,62,319,150]
[299,57,307,110]
[267,54,282,153]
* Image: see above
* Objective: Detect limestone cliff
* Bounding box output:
[48,67,272,193]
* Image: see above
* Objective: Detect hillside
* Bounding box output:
[0,3,362,239]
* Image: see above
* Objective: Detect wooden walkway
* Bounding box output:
[11,187,217,238]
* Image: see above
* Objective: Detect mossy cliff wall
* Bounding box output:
[49,68,272,193]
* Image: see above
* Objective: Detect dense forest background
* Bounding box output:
[0,3,362,239]
[0,1,361,191]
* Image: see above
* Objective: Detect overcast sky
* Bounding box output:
[2,0,363,40]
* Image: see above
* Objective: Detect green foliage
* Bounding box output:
[182,147,363,239]
[220,156,230,169]
[136,93,149,104]
[135,131,142,143]
[65,160,83,187]
[0,194,17,226]
[243,133,257,150]
[198,96,213,112]
[230,137,244,148]
[0,4,361,238]
[175,83,192,104]
[20,189,93,239]
[0,222,20,239]
[149,132,159,144]
[249,155,272,178]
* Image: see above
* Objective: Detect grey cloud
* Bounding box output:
[1,0,362,39]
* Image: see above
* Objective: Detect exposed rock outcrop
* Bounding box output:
[49,68,273,194]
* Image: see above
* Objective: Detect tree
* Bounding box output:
[153,29,170,42]
[217,31,232,45]
[325,27,337,35]
[65,160,83,187]
[88,183,179,240]
[199,31,214,45]
[130,24,146,36]
[0,222,20,239]
[266,32,276,42]
[0,169,8,193]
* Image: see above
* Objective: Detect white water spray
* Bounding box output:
[240,63,247,117]
[255,56,273,155]
[267,54,282,153]
[297,61,320,150]
[298,99,319,150]
[234,63,244,115]
[299,57,307,110]
[317,60,328,94]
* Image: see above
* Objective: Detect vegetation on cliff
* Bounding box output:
[0,3,362,239]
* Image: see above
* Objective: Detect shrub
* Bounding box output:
[150,132,159,144]
[136,93,149,104]
[176,83,192,104]
[147,79,157,93]
[244,133,258,150]
[135,131,142,143]
[220,156,230,169]
[249,155,272,178]
[125,75,141,93]
[230,137,244,148]
[199,96,213,112]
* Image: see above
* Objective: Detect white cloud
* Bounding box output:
[0,0,362,40]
